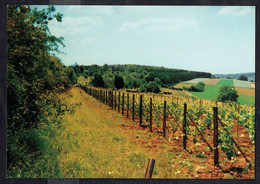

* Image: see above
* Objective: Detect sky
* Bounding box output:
[35,6,255,74]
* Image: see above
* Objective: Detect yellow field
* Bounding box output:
[173,83,194,89]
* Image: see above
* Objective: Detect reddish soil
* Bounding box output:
[204,79,221,85]
[235,88,255,96]
[116,110,255,179]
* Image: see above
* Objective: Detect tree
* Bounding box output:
[195,82,205,92]
[114,75,124,89]
[91,73,104,87]
[239,75,248,81]
[7,5,68,176]
[217,86,239,102]
[146,81,161,93]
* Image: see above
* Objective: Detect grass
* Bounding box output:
[189,85,221,101]
[54,87,199,178]
[188,84,254,105]
[216,79,233,87]
[237,95,255,106]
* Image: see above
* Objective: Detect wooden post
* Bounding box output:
[132,94,135,121]
[183,103,187,150]
[114,92,117,109]
[111,91,114,109]
[213,106,219,166]
[237,103,240,142]
[122,93,125,115]
[163,100,166,137]
[118,92,121,113]
[150,98,153,132]
[105,90,107,105]
[145,159,155,179]
[139,95,143,126]
[127,93,129,118]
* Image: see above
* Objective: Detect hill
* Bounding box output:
[214,72,255,81]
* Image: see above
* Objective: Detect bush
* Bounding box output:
[91,73,104,87]
[239,75,248,81]
[217,86,239,102]
[145,81,161,93]
[114,75,124,89]
[195,82,205,92]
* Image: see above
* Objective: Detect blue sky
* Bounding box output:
[36,6,255,74]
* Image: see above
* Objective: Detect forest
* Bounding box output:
[71,63,212,90]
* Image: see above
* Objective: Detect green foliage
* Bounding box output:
[145,81,161,93]
[239,75,248,81]
[195,82,205,92]
[7,5,71,177]
[91,73,104,87]
[114,75,124,89]
[217,86,239,102]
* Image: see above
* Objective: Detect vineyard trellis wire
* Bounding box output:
[79,86,255,170]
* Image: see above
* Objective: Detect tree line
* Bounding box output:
[71,63,212,93]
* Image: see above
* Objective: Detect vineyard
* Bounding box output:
[80,86,255,178]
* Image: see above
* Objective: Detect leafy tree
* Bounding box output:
[7,5,68,176]
[146,81,161,93]
[91,73,104,87]
[239,75,248,81]
[195,82,205,92]
[114,75,124,89]
[217,86,239,102]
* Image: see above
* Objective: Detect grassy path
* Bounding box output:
[57,87,192,178]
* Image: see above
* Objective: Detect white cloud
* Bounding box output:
[48,16,104,37]
[217,7,253,17]
[68,6,114,15]
[119,18,198,33]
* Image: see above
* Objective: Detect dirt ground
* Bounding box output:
[116,110,255,179]
[235,88,255,96]
[204,79,221,85]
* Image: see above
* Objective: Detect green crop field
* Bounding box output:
[216,79,233,87]
[238,95,255,105]
[189,85,254,105]
[189,85,221,101]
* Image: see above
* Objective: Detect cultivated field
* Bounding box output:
[183,78,210,84]
[234,79,252,88]
[216,79,234,87]
[204,79,221,85]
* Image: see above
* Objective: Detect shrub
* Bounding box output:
[217,86,239,102]
[91,73,104,87]
[114,75,124,89]
[195,82,205,92]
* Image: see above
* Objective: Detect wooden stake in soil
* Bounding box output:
[118,92,121,113]
[163,100,167,137]
[105,90,107,105]
[132,94,135,121]
[213,106,219,166]
[150,98,153,132]
[114,91,117,109]
[139,95,143,126]
[127,93,129,118]
[111,91,113,109]
[183,103,187,150]
[237,103,240,142]
[122,93,125,115]
[145,159,155,179]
